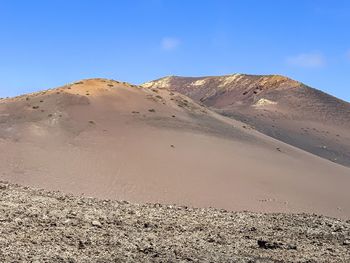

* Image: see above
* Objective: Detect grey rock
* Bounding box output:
[0,181,348,263]
[91,220,102,228]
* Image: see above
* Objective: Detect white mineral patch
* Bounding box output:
[254,98,277,107]
[141,82,154,88]
[218,74,243,88]
[190,79,207,86]
[142,77,172,89]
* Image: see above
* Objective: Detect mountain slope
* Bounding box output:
[143,74,350,167]
[0,78,350,218]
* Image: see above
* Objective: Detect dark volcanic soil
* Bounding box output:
[0,182,349,262]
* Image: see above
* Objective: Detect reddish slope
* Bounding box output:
[143,74,350,167]
[0,78,350,218]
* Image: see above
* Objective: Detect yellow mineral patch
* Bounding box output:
[259,75,300,89]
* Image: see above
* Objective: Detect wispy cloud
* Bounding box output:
[161,37,180,51]
[286,52,326,68]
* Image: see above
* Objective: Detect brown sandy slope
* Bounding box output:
[0,78,349,219]
[142,74,350,167]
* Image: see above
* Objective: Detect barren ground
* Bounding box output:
[0,181,349,263]
[0,79,349,219]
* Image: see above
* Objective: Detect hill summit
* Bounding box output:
[143,74,350,167]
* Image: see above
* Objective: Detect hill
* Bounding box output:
[143,74,350,167]
[0,78,349,218]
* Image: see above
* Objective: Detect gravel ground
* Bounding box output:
[0,181,349,263]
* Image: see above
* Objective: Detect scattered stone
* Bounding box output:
[286,243,297,250]
[257,240,281,249]
[0,181,348,262]
[78,240,85,249]
[91,220,102,228]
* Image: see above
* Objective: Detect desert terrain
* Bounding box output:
[143,74,350,167]
[0,78,349,219]
[0,181,349,262]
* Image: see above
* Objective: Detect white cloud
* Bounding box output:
[286,52,326,68]
[161,37,180,51]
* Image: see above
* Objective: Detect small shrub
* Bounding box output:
[148,109,155,112]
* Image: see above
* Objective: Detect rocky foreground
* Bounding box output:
[0,182,349,262]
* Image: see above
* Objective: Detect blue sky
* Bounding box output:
[0,0,349,101]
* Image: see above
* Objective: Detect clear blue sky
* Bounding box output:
[0,0,349,101]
